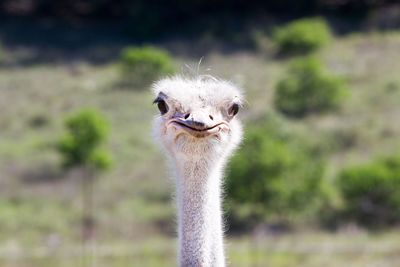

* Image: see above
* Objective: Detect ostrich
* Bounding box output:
[151,75,243,267]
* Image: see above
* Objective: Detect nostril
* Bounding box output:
[209,115,214,120]
[184,113,190,119]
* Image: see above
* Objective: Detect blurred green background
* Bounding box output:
[0,1,400,266]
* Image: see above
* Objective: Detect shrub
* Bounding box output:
[275,56,347,117]
[226,114,327,225]
[58,109,112,170]
[273,18,331,55]
[338,155,400,226]
[119,46,174,88]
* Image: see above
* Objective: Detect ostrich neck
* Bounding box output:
[174,156,226,267]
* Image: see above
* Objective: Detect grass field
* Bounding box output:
[1,25,400,266]
[1,232,400,267]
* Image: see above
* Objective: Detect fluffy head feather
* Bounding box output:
[152,75,243,108]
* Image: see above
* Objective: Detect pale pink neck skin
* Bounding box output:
[173,155,226,267]
[158,119,242,267]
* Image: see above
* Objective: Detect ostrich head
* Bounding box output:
[152,76,243,161]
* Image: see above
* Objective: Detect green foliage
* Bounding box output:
[226,114,327,223]
[338,155,400,226]
[273,18,332,55]
[58,109,111,170]
[275,56,347,117]
[119,46,175,88]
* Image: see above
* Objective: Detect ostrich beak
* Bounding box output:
[167,118,229,138]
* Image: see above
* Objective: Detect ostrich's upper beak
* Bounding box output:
[178,119,208,131]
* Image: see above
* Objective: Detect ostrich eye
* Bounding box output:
[153,98,168,115]
[156,100,168,115]
[228,103,239,116]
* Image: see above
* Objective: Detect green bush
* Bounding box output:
[226,114,327,224]
[119,46,174,88]
[338,155,400,226]
[273,18,332,55]
[58,109,112,170]
[275,56,347,117]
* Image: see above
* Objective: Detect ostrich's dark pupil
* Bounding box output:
[229,103,239,116]
[157,100,168,114]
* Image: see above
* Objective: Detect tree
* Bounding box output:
[58,109,112,242]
